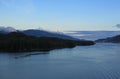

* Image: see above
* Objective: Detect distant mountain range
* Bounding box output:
[1,27,120,41]
[21,30,78,40]
[0,27,78,40]
[95,35,120,43]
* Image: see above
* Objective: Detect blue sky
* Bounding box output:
[0,0,120,31]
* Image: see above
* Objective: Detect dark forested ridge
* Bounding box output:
[0,32,95,52]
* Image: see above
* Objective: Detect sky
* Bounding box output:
[0,0,120,31]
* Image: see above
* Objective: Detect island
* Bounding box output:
[0,32,95,52]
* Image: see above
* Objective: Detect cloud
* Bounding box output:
[0,26,16,32]
[116,24,120,28]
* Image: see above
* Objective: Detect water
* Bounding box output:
[0,43,120,79]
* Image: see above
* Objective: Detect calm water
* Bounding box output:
[0,43,120,79]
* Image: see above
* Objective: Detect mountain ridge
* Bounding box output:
[0,32,95,52]
[95,35,120,43]
[0,27,78,40]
